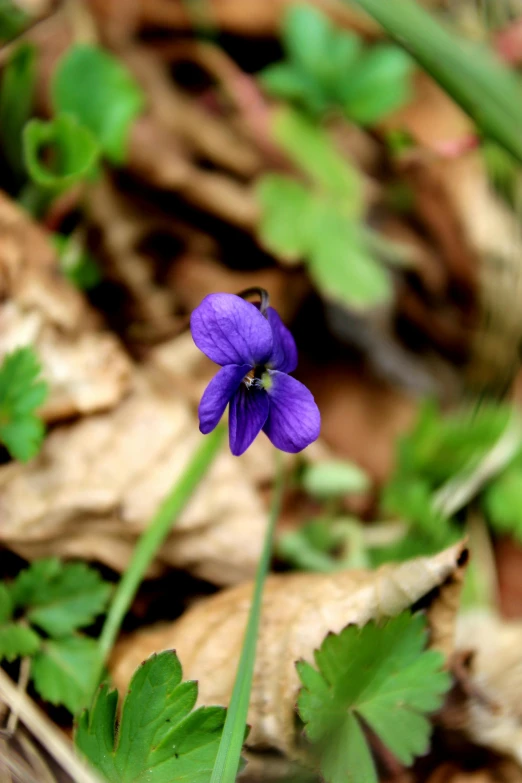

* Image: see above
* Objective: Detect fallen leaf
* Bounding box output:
[0,192,132,421]
[0,367,269,585]
[454,610,522,765]
[111,541,467,764]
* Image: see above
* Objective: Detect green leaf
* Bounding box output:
[0,42,36,176]
[297,612,451,783]
[75,650,227,782]
[257,111,391,309]
[263,5,410,124]
[256,176,312,261]
[0,623,41,662]
[32,636,100,714]
[340,45,412,125]
[0,583,13,624]
[306,200,391,307]
[52,44,144,164]
[284,4,335,80]
[277,519,343,572]
[11,557,111,636]
[23,114,100,192]
[348,0,522,163]
[273,108,361,207]
[392,401,512,488]
[302,460,370,499]
[484,463,522,541]
[0,346,48,461]
[260,64,326,116]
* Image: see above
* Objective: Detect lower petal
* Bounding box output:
[229,384,269,456]
[263,371,320,453]
[199,364,251,434]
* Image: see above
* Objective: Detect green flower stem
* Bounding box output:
[92,425,225,694]
[210,451,285,783]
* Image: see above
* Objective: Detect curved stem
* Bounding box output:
[91,425,225,698]
[210,451,285,783]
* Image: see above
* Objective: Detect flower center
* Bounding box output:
[243,367,272,391]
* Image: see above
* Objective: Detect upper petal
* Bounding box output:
[266,307,298,373]
[191,293,273,367]
[229,384,269,456]
[263,371,320,453]
[198,363,251,434]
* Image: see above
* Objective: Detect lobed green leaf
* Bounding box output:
[11,557,112,636]
[32,636,100,714]
[262,5,411,124]
[297,612,451,783]
[0,623,41,662]
[76,650,226,782]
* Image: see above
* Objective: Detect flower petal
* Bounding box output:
[229,384,269,456]
[198,363,251,435]
[263,371,320,453]
[191,293,273,367]
[266,307,298,373]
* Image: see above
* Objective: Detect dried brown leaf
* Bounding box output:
[454,610,522,765]
[111,541,467,761]
[0,367,269,585]
[0,192,131,421]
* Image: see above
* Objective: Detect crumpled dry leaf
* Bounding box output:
[111,541,468,764]
[136,0,378,37]
[0,366,269,585]
[0,192,131,421]
[454,610,522,766]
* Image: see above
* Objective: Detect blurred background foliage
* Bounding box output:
[4,0,522,780]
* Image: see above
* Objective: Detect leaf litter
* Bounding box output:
[2,1,522,782]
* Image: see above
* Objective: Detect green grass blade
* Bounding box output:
[348,0,522,162]
[90,425,226,701]
[210,453,285,783]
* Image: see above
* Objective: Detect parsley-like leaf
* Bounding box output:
[32,636,100,714]
[257,110,391,309]
[0,624,41,662]
[260,5,412,124]
[75,650,226,783]
[11,557,112,637]
[297,612,451,783]
[0,347,48,461]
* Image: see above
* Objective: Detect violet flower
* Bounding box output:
[191,292,321,456]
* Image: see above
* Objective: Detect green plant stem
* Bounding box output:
[92,425,225,694]
[348,0,522,162]
[210,451,285,783]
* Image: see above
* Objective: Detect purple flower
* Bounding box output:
[190,292,321,456]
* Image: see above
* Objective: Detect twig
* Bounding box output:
[0,667,102,783]
[6,656,32,735]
